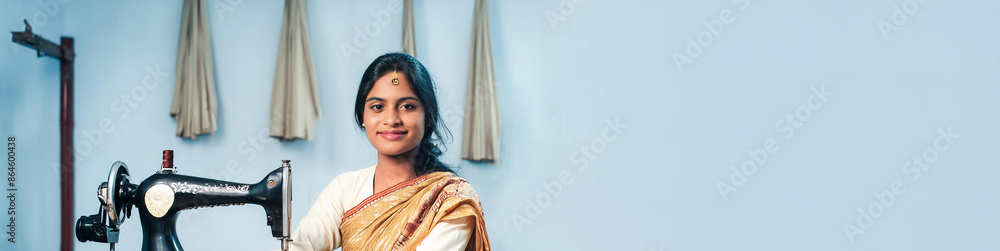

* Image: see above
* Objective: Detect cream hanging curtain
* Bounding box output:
[270,0,321,141]
[402,0,417,57]
[171,0,218,139]
[462,0,501,162]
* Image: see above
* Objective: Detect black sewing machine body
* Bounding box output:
[76,150,292,251]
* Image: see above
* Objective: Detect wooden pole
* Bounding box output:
[11,20,75,251]
[59,36,74,251]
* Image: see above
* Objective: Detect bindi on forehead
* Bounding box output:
[392,69,400,85]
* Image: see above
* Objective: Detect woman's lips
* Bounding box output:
[378,131,407,140]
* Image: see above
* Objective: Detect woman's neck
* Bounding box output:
[373,151,418,193]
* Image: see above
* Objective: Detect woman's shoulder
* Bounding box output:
[436,172,481,194]
[326,165,376,188]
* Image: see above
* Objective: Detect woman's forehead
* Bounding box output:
[367,73,418,100]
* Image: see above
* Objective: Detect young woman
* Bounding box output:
[288,53,490,250]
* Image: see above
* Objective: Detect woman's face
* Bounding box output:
[363,72,426,157]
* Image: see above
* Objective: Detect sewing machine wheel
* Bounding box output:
[105,161,132,227]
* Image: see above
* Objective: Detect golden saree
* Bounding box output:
[340,172,490,251]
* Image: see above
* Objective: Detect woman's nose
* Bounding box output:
[383,110,401,126]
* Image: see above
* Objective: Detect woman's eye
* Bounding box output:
[370,104,383,110]
[400,104,416,110]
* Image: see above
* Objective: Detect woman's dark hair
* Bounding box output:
[354,52,454,176]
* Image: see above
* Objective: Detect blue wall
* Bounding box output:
[1,0,999,250]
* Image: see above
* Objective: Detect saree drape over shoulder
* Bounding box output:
[340,172,490,251]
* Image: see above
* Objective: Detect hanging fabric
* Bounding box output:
[171,0,218,139]
[270,0,322,141]
[402,0,417,57]
[462,0,501,162]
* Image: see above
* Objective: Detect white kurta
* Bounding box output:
[288,165,473,251]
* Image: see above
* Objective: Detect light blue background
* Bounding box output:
[1,0,998,250]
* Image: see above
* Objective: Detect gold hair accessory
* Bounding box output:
[392,70,399,85]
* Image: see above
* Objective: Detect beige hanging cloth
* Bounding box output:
[270,0,321,141]
[171,0,218,139]
[462,0,501,162]
[402,0,417,57]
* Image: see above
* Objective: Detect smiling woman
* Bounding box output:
[287,53,491,251]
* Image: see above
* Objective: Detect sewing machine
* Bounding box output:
[75,150,292,251]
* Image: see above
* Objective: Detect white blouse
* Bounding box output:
[287,165,473,251]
